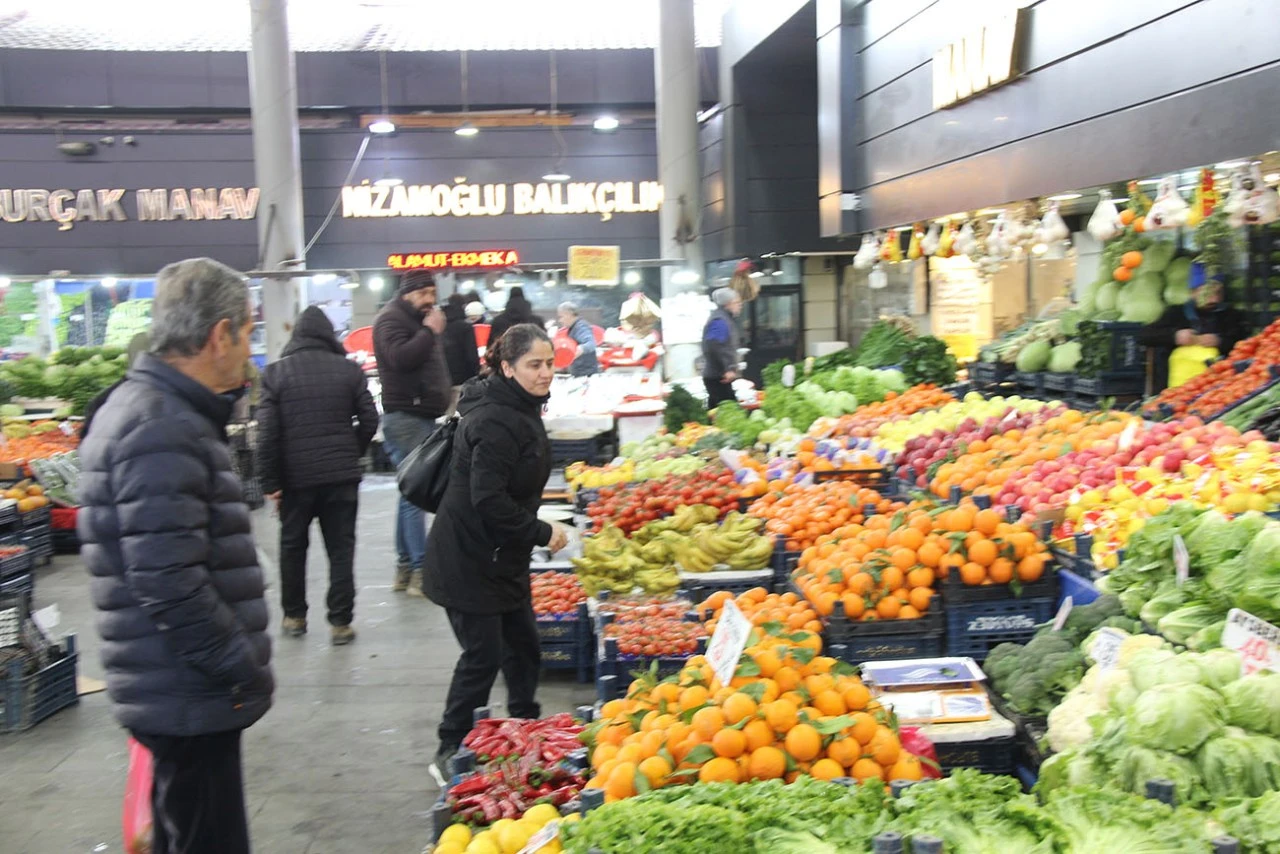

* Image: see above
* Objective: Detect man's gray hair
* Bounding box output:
[712,287,737,308]
[149,257,251,357]
[558,301,579,316]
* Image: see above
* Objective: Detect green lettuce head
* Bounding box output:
[1222,671,1280,738]
[1118,745,1206,807]
[1126,683,1224,755]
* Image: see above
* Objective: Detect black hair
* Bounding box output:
[446,292,467,308]
[485,322,551,374]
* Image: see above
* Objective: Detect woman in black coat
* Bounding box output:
[422,323,570,769]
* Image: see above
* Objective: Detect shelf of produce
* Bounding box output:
[1202,371,1280,423]
[1,633,79,733]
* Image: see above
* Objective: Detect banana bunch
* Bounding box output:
[674,512,774,573]
[632,504,719,544]
[572,524,680,595]
[567,460,636,490]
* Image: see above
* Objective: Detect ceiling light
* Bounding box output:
[893,225,913,232]
[944,120,959,126]
[671,268,700,286]
[623,269,642,286]
[977,208,1005,215]
[543,276,557,288]
[993,115,1009,122]
[749,270,764,279]
[772,268,785,276]
[1138,178,1163,186]
[374,177,404,187]
[455,122,479,137]
[1216,160,1248,170]
[368,119,396,135]
[542,171,571,182]
[102,276,119,287]
[1046,193,1082,202]
[340,280,359,290]
[493,279,506,289]
[463,280,477,289]
[367,276,385,292]
[593,115,620,132]
[313,273,337,284]
[1031,242,1047,256]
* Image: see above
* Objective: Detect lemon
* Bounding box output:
[1249,493,1271,512]
[1223,492,1252,514]
[465,836,502,854]
[489,820,514,837]
[497,821,534,854]
[438,824,474,848]
[435,843,466,854]
[522,804,561,827]
[561,813,580,824]
[534,841,563,854]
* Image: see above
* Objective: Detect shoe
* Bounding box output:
[432,742,461,778]
[392,563,412,592]
[331,625,356,645]
[406,569,425,598]
[281,617,307,637]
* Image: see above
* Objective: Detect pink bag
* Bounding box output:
[122,738,155,854]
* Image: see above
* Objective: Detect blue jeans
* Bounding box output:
[381,411,437,570]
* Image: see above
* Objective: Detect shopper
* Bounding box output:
[1140,278,1246,392]
[701,287,743,409]
[78,257,273,854]
[487,285,545,343]
[257,306,379,645]
[443,293,482,416]
[464,298,486,325]
[372,270,450,596]
[423,323,570,773]
[79,330,149,438]
[557,301,599,377]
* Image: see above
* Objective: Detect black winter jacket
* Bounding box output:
[373,296,451,419]
[423,375,554,615]
[488,307,547,347]
[1139,302,1247,392]
[78,354,274,736]
[443,302,481,386]
[258,306,379,493]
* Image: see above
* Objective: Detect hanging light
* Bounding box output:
[593,115,619,132]
[102,276,119,288]
[455,122,479,137]
[671,268,700,286]
[369,53,396,135]
[542,170,571,182]
[367,276,385,292]
[623,269,642,286]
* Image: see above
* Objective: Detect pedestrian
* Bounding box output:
[443,293,482,417]
[556,301,599,377]
[78,257,273,854]
[487,285,545,343]
[423,323,571,773]
[257,305,380,645]
[1140,278,1247,392]
[373,270,450,596]
[701,287,743,409]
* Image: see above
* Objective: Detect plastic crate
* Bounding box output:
[550,437,604,467]
[825,629,944,664]
[1056,568,1101,608]
[945,597,1058,661]
[540,640,592,683]
[1048,535,1101,581]
[969,362,1015,387]
[596,637,701,683]
[812,466,892,488]
[934,735,1017,776]
[679,569,774,599]
[52,528,79,555]
[536,602,589,644]
[1080,321,1146,375]
[0,545,32,580]
[772,542,801,587]
[0,572,33,605]
[1041,373,1074,394]
[1071,374,1145,398]
[940,572,1059,604]
[0,502,18,529]
[19,506,50,530]
[1,633,79,733]
[1014,372,1044,395]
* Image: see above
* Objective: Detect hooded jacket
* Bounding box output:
[443,301,482,386]
[373,296,451,419]
[422,374,553,614]
[488,294,546,346]
[257,306,379,493]
[78,354,274,736]
[701,307,741,381]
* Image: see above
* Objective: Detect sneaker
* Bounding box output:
[406,569,425,598]
[432,742,461,779]
[392,564,412,592]
[330,625,356,646]
[281,617,307,637]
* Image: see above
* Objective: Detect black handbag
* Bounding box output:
[396,416,460,512]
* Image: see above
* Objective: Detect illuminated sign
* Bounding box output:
[567,245,620,286]
[932,10,1025,110]
[0,187,259,230]
[387,250,520,271]
[341,180,662,222]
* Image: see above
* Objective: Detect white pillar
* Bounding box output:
[656,0,705,379]
[247,0,305,361]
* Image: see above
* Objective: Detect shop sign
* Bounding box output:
[566,245,621,286]
[387,249,520,271]
[932,10,1025,110]
[0,187,259,230]
[341,180,663,222]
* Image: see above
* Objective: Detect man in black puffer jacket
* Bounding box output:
[78,257,272,854]
[258,306,379,644]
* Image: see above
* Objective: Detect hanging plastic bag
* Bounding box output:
[1087,189,1122,242]
[921,222,941,256]
[954,221,977,257]
[906,224,924,260]
[1226,163,1280,227]
[1037,201,1070,244]
[898,727,944,780]
[123,738,154,854]
[1144,176,1189,230]
[853,233,880,270]
[937,222,956,257]
[880,230,903,263]
[986,213,1014,259]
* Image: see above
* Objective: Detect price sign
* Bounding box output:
[1051,596,1074,632]
[517,821,559,854]
[1173,535,1189,587]
[1091,627,1127,673]
[706,598,752,688]
[1222,608,1280,675]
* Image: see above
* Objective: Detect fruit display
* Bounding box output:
[0,421,79,465]
[749,481,903,552]
[462,715,587,767]
[0,346,130,415]
[531,571,586,618]
[602,614,702,658]
[821,385,956,441]
[3,480,51,513]
[660,511,774,573]
[698,587,824,635]
[978,317,1063,367]
[443,755,586,828]
[758,366,909,433]
[572,524,682,596]
[1143,318,1280,419]
[584,470,738,536]
[893,405,1064,490]
[871,392,1050,454]
[566,455,708,491]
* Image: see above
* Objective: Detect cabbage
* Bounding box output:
[1199,728,1280,800]
[1140,240,1178,274]
[1096,280,1120,312]
[1058,309,1083,336]
[1215,790,1280,852]
[1126,683,1223,755]
[875,368,907,393]
[1128,648,1203,692]
[1164,257,1193,305]
[1036,749,1109,796]
[1048,341,1083,373]
[1139,587,1189,628]
[1016,339,1052,372]
[1079,279,1100,316]
[1117,745,1205,806]
[1222,671,1280,737]
[1186,619,1226,652]
[1187,509,1266,568]
[1186,649,1241,689]
[1117,275,1167,324]
[1157,603,1225,646]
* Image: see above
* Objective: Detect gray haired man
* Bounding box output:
[556,301,599,377]
[78,257,273,854]
[701,287,743,409]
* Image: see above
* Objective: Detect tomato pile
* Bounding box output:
[603,611,703,657]
[585,469,739,535]
[530,570,586,617]
[1144,318,1280,418]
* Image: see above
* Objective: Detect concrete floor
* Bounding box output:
[0,476,596,853]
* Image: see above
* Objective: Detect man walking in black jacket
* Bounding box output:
[373,271,450,596]
[78,257,273,854]
[443,293,481,417]
[258,306,379,644]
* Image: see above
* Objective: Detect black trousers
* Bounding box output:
[130,728,250,854]
[279,483,359,626]
[704,377,736,409]
[439,605,542,746]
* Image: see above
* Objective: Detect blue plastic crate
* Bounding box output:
[1056,569,1101,608]
[945,597,1057,661]
[1,634,79,733]
[934,735,1017,776]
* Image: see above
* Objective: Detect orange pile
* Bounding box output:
[823,386,955,440]
[585,627,921,801]
[698,587,823,635]
[749,481,905,552]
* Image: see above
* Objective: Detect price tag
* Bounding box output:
[1173,535,1189,587]
[781,364,796,388]
[1118,420,1140,451]
[517,821,559,854]
[1222,608,1280,675]
[706,598,752,688]
[1051,596,1074,632]
[1091,627,1127,673]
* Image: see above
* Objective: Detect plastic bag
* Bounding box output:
[906,225,924,260]
[853,233,880,270]
[921,222,941,256]
[1168,345,1219,388]
[123,737,154,854]
[1225,163,1280,227]
[898,727,944,780]
[1087,189,1122,242]
[1144,177,1190,230]
[1037,201,1070,244]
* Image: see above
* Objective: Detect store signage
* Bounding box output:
[567,245,620,287]
[932,10,1025,110]
[0,187,259,230]
[341,180,663,222]
[387,249,520,271]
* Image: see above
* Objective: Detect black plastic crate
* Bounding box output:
[812,466,891,488]
[940,572,1058,604]
[824,595,943,640]
[1071,374,1144,398]
[1079,321,1146,376]
[772,541,801,586]
[536,601,589,644]
[550,437,605,467]
[1014,372,1044,395]
[679,569,774,599]
[540,639,592,683]
[18,506,50,530]
[826,630,944,664]
[51,528,79,555]
[0,545,32,580]
[0,571,33,605]
[1041,373,1074,394]
[969,362,1015,387]
[934,735,1017,776]
[1,633,79,733]
[945,596,1057,661]
[596,638,700,682]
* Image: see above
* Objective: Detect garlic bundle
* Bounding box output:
[1087,189,1122,242]
[1144,176,1190,230]
[1036,201,1070,244]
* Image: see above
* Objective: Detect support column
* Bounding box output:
[655,0,705,380]
[247,0,305,361]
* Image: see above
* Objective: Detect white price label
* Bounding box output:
[1051,596,1074,632]
[1173,535,1189,587]
[1091,627,1127,673]
[517,821,560,854]
[706,598,753,689]
[1222,608,1280,676]
[1117,421,1140,451]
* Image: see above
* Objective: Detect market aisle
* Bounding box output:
[0,476,595,854]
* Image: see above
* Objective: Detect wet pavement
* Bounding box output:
[0,476,596,853]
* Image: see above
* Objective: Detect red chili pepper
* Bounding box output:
[549,784,580,806]
[448,774,492,797]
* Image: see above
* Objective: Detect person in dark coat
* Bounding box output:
[372,270,449,596]
[487,286,546,344]
[556,301,599,377]
[701,287,743,409]
[257,306,379,644]
[78,257,272,854]
[442,293,481,417]
[79,330,150,439]
[1139,279,1247,392]
[423,323,570,772]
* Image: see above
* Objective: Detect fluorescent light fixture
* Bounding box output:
[455,122,479,137]
[367,276,385,292]
[1046,193,1082,202]
[893,225,913,232]
[593,115,620,132]
[368,119,396,134]
[671,268,700,286]
[1265,173,1280,184]
[944,120,959,126]
[977,207,1006,215]
[340,280,359,290]
[542,171,571,182]
[313,273,337,284]
[102,276,119,287]
[374,177,404,187]
[1216,160,1248,170]
[1138,178,1163,186]
[623,269,642,286]
[993,115,1009,122]
[749,270,765,278]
